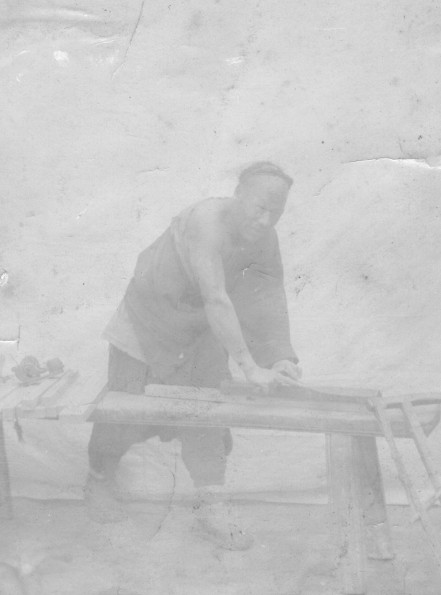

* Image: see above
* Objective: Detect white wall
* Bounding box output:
[1,0,441,501]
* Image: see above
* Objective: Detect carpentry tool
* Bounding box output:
[12,356,64,385]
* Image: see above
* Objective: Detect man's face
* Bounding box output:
[235,174,290,242]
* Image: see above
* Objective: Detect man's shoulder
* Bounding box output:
[179,197,230,244]
[185,196,229,219]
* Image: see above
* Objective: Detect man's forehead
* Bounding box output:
[242,174,290,201]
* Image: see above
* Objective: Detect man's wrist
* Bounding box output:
[237,354,258,375]
[271,356,299,367]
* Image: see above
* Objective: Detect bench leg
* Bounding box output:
[0,420,12,519]
[354,436,394,561]
[327,434,366,595]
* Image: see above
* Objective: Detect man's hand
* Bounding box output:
[245,364,300,392]
[271,360,302,382]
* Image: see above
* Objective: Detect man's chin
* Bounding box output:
[241,228,265,243]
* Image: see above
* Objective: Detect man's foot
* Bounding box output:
[192,497,254,551]
[84,471,128,524]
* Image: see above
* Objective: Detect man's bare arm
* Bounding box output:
[186,209,298,388]
[186,211,255,375]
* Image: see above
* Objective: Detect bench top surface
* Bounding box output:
[1,374,440,438]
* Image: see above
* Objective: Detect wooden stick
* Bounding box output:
[372,395,441,567]
[1,382,53,421]
[401,400,441,493]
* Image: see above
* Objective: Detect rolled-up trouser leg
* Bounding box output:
[88,423,160,478]
[88,345,153,478]
[179,427,233,488]
[166,331,233,488]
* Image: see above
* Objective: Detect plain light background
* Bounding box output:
[1,0,441,502]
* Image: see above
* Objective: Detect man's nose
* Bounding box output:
[258,211,271,227]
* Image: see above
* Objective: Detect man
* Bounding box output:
[85,161,301,549]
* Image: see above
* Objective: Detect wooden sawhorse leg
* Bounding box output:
[327,434,366,594]
[327,434,394,594]
[0,420,12,519]
[355,436,394,561]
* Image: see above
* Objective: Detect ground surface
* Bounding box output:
[1,497,441,595]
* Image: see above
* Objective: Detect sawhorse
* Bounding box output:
[1,377,441,594]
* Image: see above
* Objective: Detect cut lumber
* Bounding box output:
[19,373,69,409]
[221,379,378,403]
[145,383,377,414]
[58,371,107,423]
[17,370,79,419]
[1,381,60,421]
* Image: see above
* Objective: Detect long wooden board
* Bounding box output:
[144,383,379,413]
[90,389,440,437]
[220,380,379,403]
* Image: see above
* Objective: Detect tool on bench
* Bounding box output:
[369,391,441,566]
[12,356,64,385]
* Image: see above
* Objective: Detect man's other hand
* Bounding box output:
[245,364,300,392]
[271,360,302,382]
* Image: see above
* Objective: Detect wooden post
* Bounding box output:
[354,436,394,560]
[327,433,366,594]
[0,420,12,519]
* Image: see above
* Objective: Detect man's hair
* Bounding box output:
[238,161,293,188]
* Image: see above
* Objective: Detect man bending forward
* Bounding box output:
[86,161,301,549]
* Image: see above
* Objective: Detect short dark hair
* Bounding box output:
[238,161,293,188]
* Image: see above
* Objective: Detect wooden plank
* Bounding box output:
[1,381,60,421]
[384,392,441,407]
[58,371,108,422]
[145,384,224,402]
[19,373,68,409]
[327,434,366,594]
[144,383,374,413]
[16,370,80,419]
[90,391,440,437]
[221,380,379,403]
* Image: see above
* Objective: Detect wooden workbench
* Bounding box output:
[0,373,440,595]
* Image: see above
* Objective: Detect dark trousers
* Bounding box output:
[88,344,232,487]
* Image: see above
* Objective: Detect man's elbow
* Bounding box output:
[202,290,231,310]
